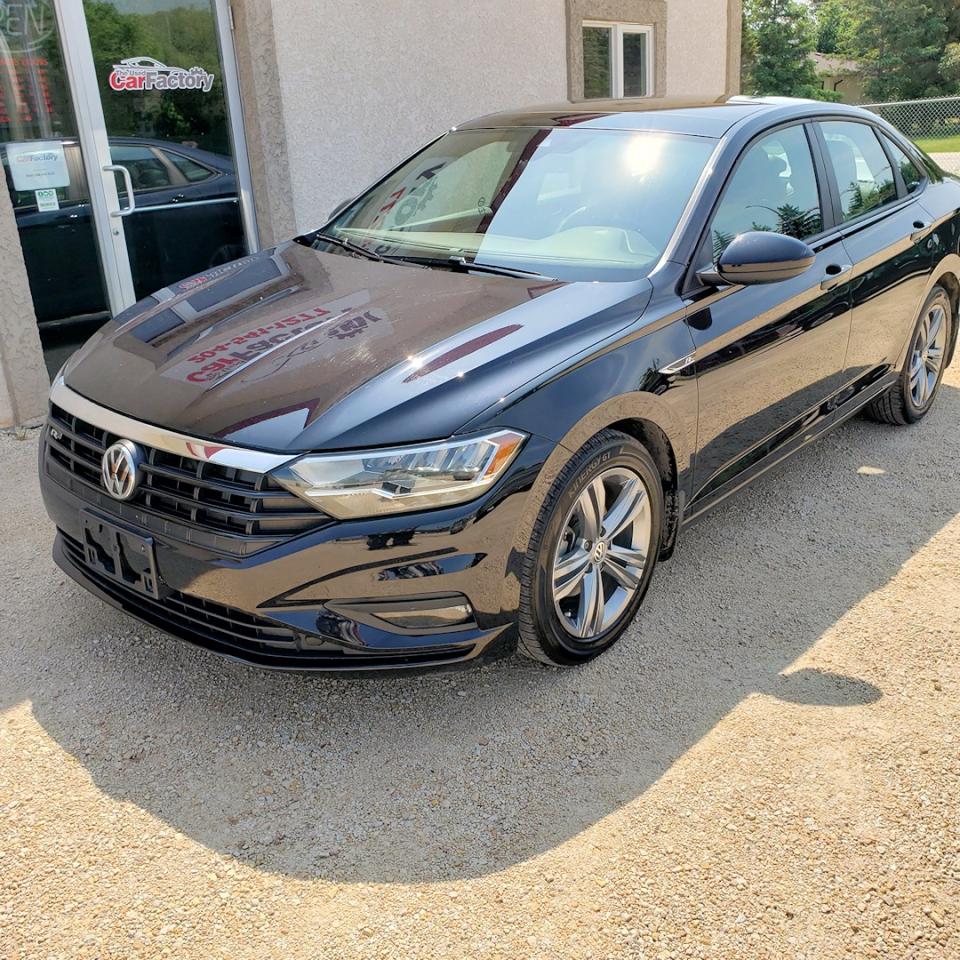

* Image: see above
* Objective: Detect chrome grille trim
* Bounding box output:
[49,377,296,473]
[44,380,330,554]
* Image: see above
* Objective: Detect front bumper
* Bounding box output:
[40,422,553,672]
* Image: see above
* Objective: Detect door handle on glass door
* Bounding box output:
[820,263,852,291]
[103,164,137,217]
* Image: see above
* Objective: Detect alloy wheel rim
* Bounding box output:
[552,467,652,640]
[910,303,947,408]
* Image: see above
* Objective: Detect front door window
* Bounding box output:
[709,124,824,261]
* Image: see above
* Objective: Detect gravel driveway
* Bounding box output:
[2,366,958,959]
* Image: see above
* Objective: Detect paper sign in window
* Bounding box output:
[7,140,69,192]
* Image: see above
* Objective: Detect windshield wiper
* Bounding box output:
[395,255,553,280]
[445,256,550,280]
[307,231,386,263]
[303,235,552,279]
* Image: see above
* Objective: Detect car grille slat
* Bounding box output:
[46,403,330,556]
[60,530,303,651]
[138,460,289,503]
[123,476,320,527]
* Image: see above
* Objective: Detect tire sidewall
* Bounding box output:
[902,287,952,422]
[527,435,663,665]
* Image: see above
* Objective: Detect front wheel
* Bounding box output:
[518,430,663,666]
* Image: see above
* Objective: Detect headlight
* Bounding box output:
[272,430,526,519]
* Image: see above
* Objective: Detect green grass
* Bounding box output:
[913,135,960,154]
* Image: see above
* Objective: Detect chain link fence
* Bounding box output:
[861,95,960,174]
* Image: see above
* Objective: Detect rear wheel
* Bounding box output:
[518,430,663,666]
[865,286,952,425]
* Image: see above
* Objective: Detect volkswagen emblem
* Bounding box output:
[101,439,143,501]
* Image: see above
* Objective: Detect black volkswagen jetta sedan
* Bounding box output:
[40,96,959,670]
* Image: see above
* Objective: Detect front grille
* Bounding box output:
[58,531,473,670]
[45,403,328,555]
[60,530,304,650]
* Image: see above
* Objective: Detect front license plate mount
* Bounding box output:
[79,511,161,599]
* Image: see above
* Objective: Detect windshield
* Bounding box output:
[321,127,716,282]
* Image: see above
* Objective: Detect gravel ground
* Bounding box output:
[2,367,959,960]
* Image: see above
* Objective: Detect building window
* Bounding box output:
[582,22,653,98]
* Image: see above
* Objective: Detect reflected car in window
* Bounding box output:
[2,136,244,324]
[37,97,960,672]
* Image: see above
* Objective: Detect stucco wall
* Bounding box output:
[244,0,736,237]
[664,0,729,97]
[230,0,299,245]
[267,0,570,233]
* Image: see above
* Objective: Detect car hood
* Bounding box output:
[63,241,652,451]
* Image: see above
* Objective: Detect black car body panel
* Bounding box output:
[62,241,654,450]
[40,98,960,670]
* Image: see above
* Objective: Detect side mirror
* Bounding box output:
[699,231,816,286]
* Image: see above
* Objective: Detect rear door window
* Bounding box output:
[109,144,173,194]
[820,121,897,221]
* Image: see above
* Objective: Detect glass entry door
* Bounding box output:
[0,0,256,371]
[0,2,112,337]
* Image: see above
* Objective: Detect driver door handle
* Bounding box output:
[103,163,136,217]
[820,263,852,291]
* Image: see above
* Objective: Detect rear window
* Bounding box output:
[110,144,172,193]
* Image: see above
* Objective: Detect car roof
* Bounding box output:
[458,96,876,139]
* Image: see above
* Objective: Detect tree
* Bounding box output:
[741,0,841,101]
[844,0,950,101]
[940,42,960,92]
[813,0,853,55]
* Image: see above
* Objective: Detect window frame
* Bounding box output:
[809,119,931,237]
[681,115,937,299]
[582,21,655,99]
[686,121,835,290]
[812,119,905,227]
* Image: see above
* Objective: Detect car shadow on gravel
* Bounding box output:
[3,384,959,884]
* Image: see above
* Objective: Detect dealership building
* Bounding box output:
[0,0,740,427]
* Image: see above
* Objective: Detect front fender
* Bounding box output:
[467,314,700,619]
